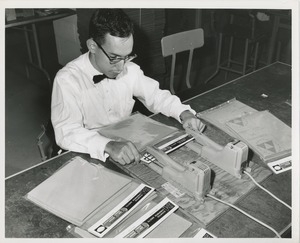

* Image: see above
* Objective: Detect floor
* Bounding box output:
[4,28,242,178]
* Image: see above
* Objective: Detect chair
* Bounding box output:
[205,10,266,83]
[37,124,49,161]
[161,28,204,94]
[37,119,66,161]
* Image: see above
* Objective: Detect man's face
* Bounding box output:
[90,33,134,79]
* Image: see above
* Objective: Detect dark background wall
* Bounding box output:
[24,8,292,92]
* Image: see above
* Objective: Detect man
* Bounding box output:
[51,9,204,165]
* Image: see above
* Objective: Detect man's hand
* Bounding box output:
[180,110,205,132]
[105,140,140,165]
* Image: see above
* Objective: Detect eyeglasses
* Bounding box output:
[93,39,137,65]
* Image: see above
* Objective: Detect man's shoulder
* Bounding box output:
[122,62,142,76]
[64,53,87,71]
[56,53,87,79]
[125,61,140,70]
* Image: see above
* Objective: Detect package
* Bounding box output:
[69,196,192,238]
[198,99,291,163]
[26,156,193,238]
[225,110,291,162]
[197,98,257,137]
[98,112,178,152]
[26,156,145,226]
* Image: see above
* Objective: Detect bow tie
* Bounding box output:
[93,74,107,84]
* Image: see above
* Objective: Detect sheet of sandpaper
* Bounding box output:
[98,112,178,152]
[225,110,291,162]
[26,156,138,226]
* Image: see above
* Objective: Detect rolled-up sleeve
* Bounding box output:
[51,73,112,162]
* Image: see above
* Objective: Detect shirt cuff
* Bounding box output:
[88,134,113,162]
[175,105,196,123]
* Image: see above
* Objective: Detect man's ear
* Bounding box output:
[86,39,97,53]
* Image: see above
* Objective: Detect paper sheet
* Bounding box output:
[197,98,257,137]
[26,156,136,226]
[226,110,291,162]
[198,99,291,162]
[71,197,192,238]
[98,113,178,151]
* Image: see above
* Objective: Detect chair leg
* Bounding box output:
[37,124,48,161]
[170,54,176,94]
[242,39,249,75]
[276,41,282,61]
[253,42,259,70]
[186,49,194,89]
[225,36,234,80]
[205,33,223,84]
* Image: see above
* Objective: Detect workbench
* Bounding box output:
[5,62,292,238]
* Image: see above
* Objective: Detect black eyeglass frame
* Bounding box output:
[93,39,137,64]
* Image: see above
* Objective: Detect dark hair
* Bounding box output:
[89,9,134,44]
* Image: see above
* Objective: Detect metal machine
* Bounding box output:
[140,128,249,201]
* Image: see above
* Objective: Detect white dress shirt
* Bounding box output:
[51,52,195,161]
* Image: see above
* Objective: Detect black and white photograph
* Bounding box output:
[2,0,299,242]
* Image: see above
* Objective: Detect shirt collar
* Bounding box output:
[84,51,103,83]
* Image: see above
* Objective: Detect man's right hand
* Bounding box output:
[105,140,140,165]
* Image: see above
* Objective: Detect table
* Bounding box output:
[5,62,292,238]
[5,9,76,86]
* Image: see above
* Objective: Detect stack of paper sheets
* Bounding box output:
[26,156,137,226]
[225,110,291,162]
[26,156,193,238]
[198,98,291,162]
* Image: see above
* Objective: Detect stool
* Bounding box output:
[266,10,291,64]
[275,14,291,63]
[206,10,266,83]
